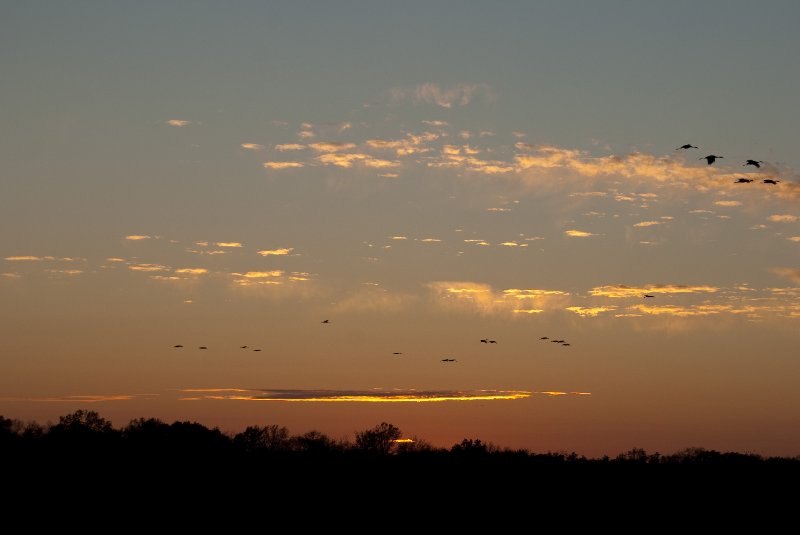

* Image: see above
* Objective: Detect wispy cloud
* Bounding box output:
[566,306,617,317]
[240,143,264,150]
[174,268,208,275]
[5,256,49,261]
[629,304,732,317]
[565,230,595,238]
[309,141,357,152]
[589,284,719,298]
[257,248,294,256]
[128,263,169,272]
[633,221,661,228]
[125,235,151,241]
[389,83,493,108]
[768,214,799,222]
[714,200,742,207]
[772,268,800,284]
[275,143,306,152]
[235,271,284,278]
[216,242,242,248]
[167,119,191,127]
[179,388,530,403]
[263,161,304,169]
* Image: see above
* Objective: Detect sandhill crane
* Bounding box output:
[676,144,698,150]
[743,160,763,168]
[700,155,723,165]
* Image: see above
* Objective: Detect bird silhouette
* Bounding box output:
[700,155,723,165]
[321,319,330,324]
[199,346,207,350]
[540,336,549,340]
[489,340,498,344]
[551,340,565,343]
[676,144,698,150]
[253,349,262,352]
[643,294,655,298]
[441,358,457,362]
[392,352,403,355]
[173,345,184,348]
[763,179,780,185]
[743,160,763,168]
[562,343,571,347]
[480,339,488,343]
[240,346,248,349]
[734,178,754,183]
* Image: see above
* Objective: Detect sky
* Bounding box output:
[1,1,799,456]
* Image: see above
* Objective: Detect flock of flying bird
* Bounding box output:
[677,144,781,184]
[170,143,784,364]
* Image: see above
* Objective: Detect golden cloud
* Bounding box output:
[240,143,264,150]
[309,141,357,152]
[263,161,304,169]
[235,271,284,278]
[128,264,169,272]
[769,214,800,222]
[714,200,742,207]
[5,256,47,261]
[275,143,306,151]
[772,268,800,283]
[180,387,530,403]
[565,230,595,238]
[257,248,293,256]
[216,242,242,248]
[566,306,617,317]
[630,304,732,317]
[175,268,208,275]
[589,284,719,298]
[167,119,191,127]
[125,235,151,241]
[633,221,661,227]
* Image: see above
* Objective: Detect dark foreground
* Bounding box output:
[2,411,798,517]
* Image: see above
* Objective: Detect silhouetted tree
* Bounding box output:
[355,422,401,455]
[292,430,336,453]
[451,438,489,455]
[234,424,291,453]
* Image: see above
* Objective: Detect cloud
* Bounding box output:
[5,256,47,261]
[391,236,408,240]
[317,153,368,168]
[240,143,264,150]
[487,207,511,212]
[378,173,399,178]
[128,264,169,272]
[125,235,151,241]
[589,284,719,298]
[714,200,742,207]
[1,272,21,278]
[633,221,661,227]
[275,143,306,151]
[565,230,595,238]
[235,271,284,278]
[566,306,617,317]
[167,119,191,127]
[46,269,82,275]
[419,238,441,243]
[105,258,126,263]
[629,304,732,317]
[1,394,144,403]
[257,248,294,256]
[297,131,315,139]
[334,287,417,313]
[773,268,800,284]
[788,237,800,242]
[428,282,570,316]
[216,242,242,248]
[422,120,449,127]
[174,268,208,275]
[390,83,493,108]
[309,142,357,152]
[768,214,800,222]
[179,388,530,403]
[263,161,304,169]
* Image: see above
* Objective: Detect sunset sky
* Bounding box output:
[2,2,799,455]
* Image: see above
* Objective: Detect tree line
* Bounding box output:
[2,410,798,468]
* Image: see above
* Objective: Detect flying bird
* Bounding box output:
[743,160,763,168]
[489,340,498,344]
[321,319,330,324]
[562,343,571,347]
[540,337,549,340]
[480,339,488,343]
[240,346,248,349]
[199,346,207,350]
[734,178,754,183]
[551,340,565,343]
[763,179,780,185]
[253,349,262,352]
[441,358,457,362]
[643,294,655,298]
[392,352,403,355]
[173,345,183,348]
[676,144,698,150]
[699,155,723,165]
